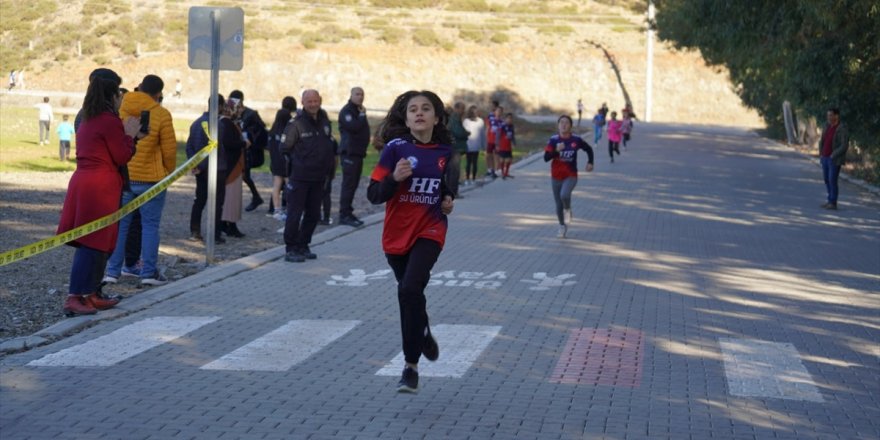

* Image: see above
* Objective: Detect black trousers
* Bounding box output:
[284,179,322,252]
[124,210,141,268]
[321,174,333,221]
[190,169,228,238]
[242,161,260,201]
[339,154,363,219]
[465,152,479,180]
[386,238,442,365]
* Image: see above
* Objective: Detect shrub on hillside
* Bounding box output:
[370,0,435,8]
[459,29,482,42]
[82,0,108,16]
[490,32,509,44]
[80,38,105,55]
[412,29,443,47]
[379,28,403,44]
[446,0,491,12]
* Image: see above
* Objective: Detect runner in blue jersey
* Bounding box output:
[367,90,455,393]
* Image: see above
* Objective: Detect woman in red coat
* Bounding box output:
[57,69,143,316]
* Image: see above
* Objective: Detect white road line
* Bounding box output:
[719,338,824,402]
[201,320,360,371]
[28,316,220,367]
[376,324,502,378]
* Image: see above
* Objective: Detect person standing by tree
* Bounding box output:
[337,86,370,227]
[367,90,453,393]
[819,107,849,210]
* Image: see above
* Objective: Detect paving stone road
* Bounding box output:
[2,122,878,440]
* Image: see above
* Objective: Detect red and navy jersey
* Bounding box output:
[544,134,594,180]
[369,137,452,255]
[486,114,500,143]
[498,122,515,152]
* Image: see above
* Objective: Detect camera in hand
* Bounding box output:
[139,110,150,134]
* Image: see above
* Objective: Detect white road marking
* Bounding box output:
[201,320,360,371]
[28,316,220,367]
[719,338,823,402]
[376,324,502,378]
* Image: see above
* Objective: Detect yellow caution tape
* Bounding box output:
[0,122,217,267]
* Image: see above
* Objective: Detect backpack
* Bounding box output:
[243,109,268,168]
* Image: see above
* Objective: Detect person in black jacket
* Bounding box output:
[337,86,370,227]
[281,89,337,263]
[186,95,229,243]
[228,90,268,213]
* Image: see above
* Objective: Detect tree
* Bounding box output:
[654,0,880,174]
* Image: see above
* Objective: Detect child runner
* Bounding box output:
[606,111,622,163]
[497,113,516,179]
[485,102,501,179]
[56,114,75,161]
[544,115,594,238]
[367,90,454,393]
[591,108,605,145]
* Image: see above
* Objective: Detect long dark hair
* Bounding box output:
[378,90,452,146]
[270,96,296,136]
[82,75,121,121]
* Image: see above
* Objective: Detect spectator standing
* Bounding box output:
[228,90,268,213]
[173,79,183,99]
[281,89,337,262]
[446,101,469,197]
[607,111,622,163]
[819,107,849,210]
[187,95,229,243]
[57,68,140,316]
[7,70,15,91]
[36,96,53,145]
[104,74,177,286]
[56,115,75,161]
[544,115,594,238]
[367,90,453,393]
[220,97,249,238]
[462,105,485,186]
[337,87,370,227]
[267,96,297,220]
[485,101,501,179]
[497,113,516,179]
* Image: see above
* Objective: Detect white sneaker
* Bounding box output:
[277,226,285,234]
[102,274,118,284]
[557,224,567,238]
[272,211,287,221]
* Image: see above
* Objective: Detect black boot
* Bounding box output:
[244,196,263,212]
[226,222,245,238]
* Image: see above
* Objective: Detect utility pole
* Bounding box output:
[645,0,655,122]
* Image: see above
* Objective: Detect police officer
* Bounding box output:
[337,87,370,227]
[281,89,337,263]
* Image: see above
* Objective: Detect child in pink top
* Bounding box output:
[606,111,622,163]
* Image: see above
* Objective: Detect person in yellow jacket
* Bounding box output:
[104,74,177,286]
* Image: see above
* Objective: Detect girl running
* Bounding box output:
[367,90,455,393]
[544,115,594,238]
[497,113,516,179]
[607,111,622,163]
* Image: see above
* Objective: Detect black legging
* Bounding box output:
[386,238,442,365]
[465,152,479,181]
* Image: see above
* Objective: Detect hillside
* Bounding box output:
[0,0,762,126]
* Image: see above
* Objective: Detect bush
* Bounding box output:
[459,29,482,42]
[489,32,509,44]
[379,28,403,44]
[412,28,442,47]
[446,0,491,12]
[80,37,105,55]
[81,0,107,16]
[369,0,435,8]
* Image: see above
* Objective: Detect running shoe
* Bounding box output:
[140,272,168,287]
[423,330,439,362]
[557,224,567,238]
[397,367,419,393]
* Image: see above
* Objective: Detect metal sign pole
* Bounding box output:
[205,10,220,264]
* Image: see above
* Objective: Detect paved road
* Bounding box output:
[2,123,878,439]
